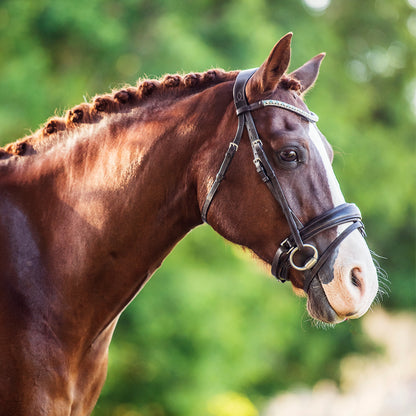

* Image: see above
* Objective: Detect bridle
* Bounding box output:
[202,68,365,292]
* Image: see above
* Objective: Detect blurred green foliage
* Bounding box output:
[0,0,414,415]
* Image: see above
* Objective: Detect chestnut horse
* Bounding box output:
[0,34,378,415]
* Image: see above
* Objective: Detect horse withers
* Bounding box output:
[0,33,378,414]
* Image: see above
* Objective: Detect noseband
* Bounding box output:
[202,68,365,292]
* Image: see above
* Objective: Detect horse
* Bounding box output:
[0,33,378,415]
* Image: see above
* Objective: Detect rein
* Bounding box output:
[202,68,365,292]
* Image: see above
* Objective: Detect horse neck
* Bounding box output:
[1,82,233,350]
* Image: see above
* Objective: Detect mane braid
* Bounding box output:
[0,70,300,159]
[0,69,238,158]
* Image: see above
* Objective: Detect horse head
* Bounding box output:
[200,34,378,324]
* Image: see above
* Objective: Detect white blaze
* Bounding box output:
[308,123,345,206]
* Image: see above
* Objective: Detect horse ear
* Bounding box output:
[289,53,325,94]
[246,33,292,98]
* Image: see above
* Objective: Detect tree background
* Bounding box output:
[0,0,414,415]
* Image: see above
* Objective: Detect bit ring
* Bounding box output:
[289,244,318,271]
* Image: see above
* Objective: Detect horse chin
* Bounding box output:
[305,277,345,324]
[287,271,344,324]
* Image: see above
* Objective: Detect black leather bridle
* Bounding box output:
[202,68,365,292]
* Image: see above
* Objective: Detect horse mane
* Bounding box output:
[0,70,301,159]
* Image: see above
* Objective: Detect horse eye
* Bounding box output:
[279,149,298,162]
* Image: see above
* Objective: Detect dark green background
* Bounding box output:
[0,1,414,415]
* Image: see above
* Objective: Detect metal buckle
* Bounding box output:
[280,237,293,251]
[289,244,318,271]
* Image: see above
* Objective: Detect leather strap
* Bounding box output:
[276,203,363,253]
[234,70,306,249]
[303,221,363,292]
[201,117,244,222]
[271,203,364,286]
[201,69,257,223]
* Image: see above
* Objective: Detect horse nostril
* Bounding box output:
[350,267,362,288]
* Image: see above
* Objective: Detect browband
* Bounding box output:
[236,99,319,122]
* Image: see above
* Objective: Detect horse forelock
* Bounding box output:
[0,70,300,159]
[279,75,302,93]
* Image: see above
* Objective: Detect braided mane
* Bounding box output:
[0,70,300,159]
